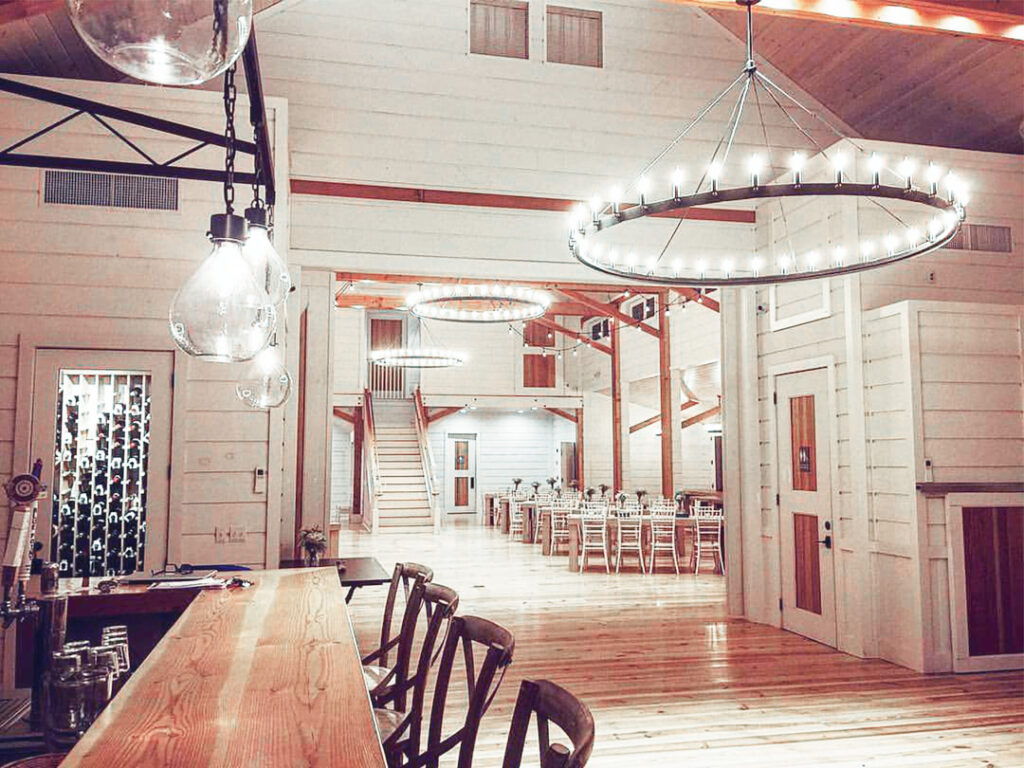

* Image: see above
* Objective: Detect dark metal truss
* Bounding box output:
[0,28,276,205]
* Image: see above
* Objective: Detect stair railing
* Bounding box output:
[413,387,442,532]
[362,388,383,533]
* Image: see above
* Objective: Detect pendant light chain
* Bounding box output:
[222,63,238,215]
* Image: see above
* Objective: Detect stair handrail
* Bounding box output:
[362,388,384,533]
[413,387,442,531]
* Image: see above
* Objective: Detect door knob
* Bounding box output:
[818,534,832,549]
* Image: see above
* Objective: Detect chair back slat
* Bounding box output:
[409,615,515,768]
[370,562,434,670]
[502,679,595,768]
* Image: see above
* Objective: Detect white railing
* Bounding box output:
[369,362,405,400]
[413,387,442,532]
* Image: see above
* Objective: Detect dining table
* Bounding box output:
[62,567,386,767]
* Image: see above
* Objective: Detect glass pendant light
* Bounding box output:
[243,206,291,307]
[66,0,253,86]
[169,213,276,362]
[236,343,291,409]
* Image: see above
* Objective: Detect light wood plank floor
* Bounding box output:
[339,523,1024,767]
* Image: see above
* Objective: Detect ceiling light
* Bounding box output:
[406,284,550,323]
[369,348,466,368]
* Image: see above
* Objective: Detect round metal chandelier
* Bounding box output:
[567,0,969,287]
[406,284,551,323]
[369,348,466,368]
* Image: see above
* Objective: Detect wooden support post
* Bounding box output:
[611,318,623,494]
[352,405,363,519]
[575,407,584,489]
[658,292,674,498]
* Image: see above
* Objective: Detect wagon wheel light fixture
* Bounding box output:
[369,348,466,368]
[406,284,551,323]
[567,0,969,287]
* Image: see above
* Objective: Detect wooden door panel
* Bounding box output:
[793,513,822,615]
[790,395,817,491]
[455,440,469,470]
[454,477,469,507]
[523,354,555,388]
[963,506,1024,656]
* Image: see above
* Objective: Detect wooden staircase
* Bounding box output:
[371,400,434,528]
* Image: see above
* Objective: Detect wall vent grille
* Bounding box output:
[945,223,1012,253]
[43,170,179,211]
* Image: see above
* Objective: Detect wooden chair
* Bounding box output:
[402,615,516,768]
[649,509,680,575]
[1,757,67,768]
[375,581,460,767]
[502,679,595,768]
[579,509,609,574]
[362,562,434,696]
[509,498,525,541]
[692,514,724,575]
[614,506,645,574]
[550,501,571,555]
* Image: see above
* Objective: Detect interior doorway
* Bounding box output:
[368,314,406,399]
[446,433,477,515]
[29,349,174,577]
[775,367,837,648]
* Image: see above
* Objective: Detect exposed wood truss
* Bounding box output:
[531,317,612,356]
[332,406,356,424]
[629,399,702,433]
[543,407,578,423]
[663,0,1024,43]
[294,179,755,224]
[425,406,462,424]
[681,404,721,430]
[558,288,660,338]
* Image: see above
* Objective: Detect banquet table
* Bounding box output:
[62,567,386,767]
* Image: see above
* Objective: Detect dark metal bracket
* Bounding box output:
[0,28,276,205]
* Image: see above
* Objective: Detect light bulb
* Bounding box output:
[868,153,884,185]
[589,196,603,219]
[169,214,275,362]
[696,259,707,276]
[67,0,253,86]
[671,167,685,197]
[789,152,806,183]
[236,346,291,409]
[751,256,763,274]
[721,259,734,275]
[672,258,682,275]
[636,175,650,205]
[243,209,291,307]
[860,241,875,260]
[898,156,916,185]
[906,227,921,245]
[748,154,764,186]
[610,185,624,215]
[834,246,846,265]
[929,217,943,238]
[925,162,942,194]
[805,251,819,268]
[832,151,847,183]
[884,233,899,253]
[708,161,723,181]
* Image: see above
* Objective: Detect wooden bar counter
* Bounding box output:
[63,568,386,767]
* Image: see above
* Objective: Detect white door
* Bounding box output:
[776,368,836,647]
[30,350,173,577]
[447,434,477,514]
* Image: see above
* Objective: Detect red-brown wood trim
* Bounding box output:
[352,405,363,518]
[575,407,584,489]
[543,406,578,423]
[681,404,721,430]
[673,287,721,313]
[611,318,623,494]
[332,406,355,423]
[532,316,612,355]
[663,0,1024,44]
[658,293,674,497]
[629,414,661,434]
[557,288,661,338]
[427,406,463,424]
[681,398,701,411]
[293,309,309,558]
[292,179,755,223]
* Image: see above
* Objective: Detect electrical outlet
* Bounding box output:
[228,525,246,543]
[253,467,267,495]
[214,527,228,544]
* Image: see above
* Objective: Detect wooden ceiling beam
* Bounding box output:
[332,406,356,423]
[681,404,721,430]
[557,288,661,339]
[543,406,579,423]
[662,0,1023,44]
[427,406,463,424]
[532,317,612,355]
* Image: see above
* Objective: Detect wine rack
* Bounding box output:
[51,370,151,577]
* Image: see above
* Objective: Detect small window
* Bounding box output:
[589,318,609,341]
[523,353,556,388]
[546,5,602,68]
[471,0,529,59]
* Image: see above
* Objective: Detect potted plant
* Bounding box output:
[674,490,686,516]
[546,476,557,490]
[298,526,328,567]
[599,483,609,498]
[531,480,541,494]
[635,488,647,506]
[616,491,627,506]
[585,486,596,501]
[512,478,523,493]
[554,483,562,496]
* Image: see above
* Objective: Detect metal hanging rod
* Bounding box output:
[0,28,276,205]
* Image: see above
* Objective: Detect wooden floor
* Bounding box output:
[339,522,1024,767]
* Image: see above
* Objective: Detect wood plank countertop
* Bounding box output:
[63,567,386,768]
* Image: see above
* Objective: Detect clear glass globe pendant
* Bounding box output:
[66,0,253,86]
[243,207,292,307]
[169,213,276,362]
[236,344,291,409]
